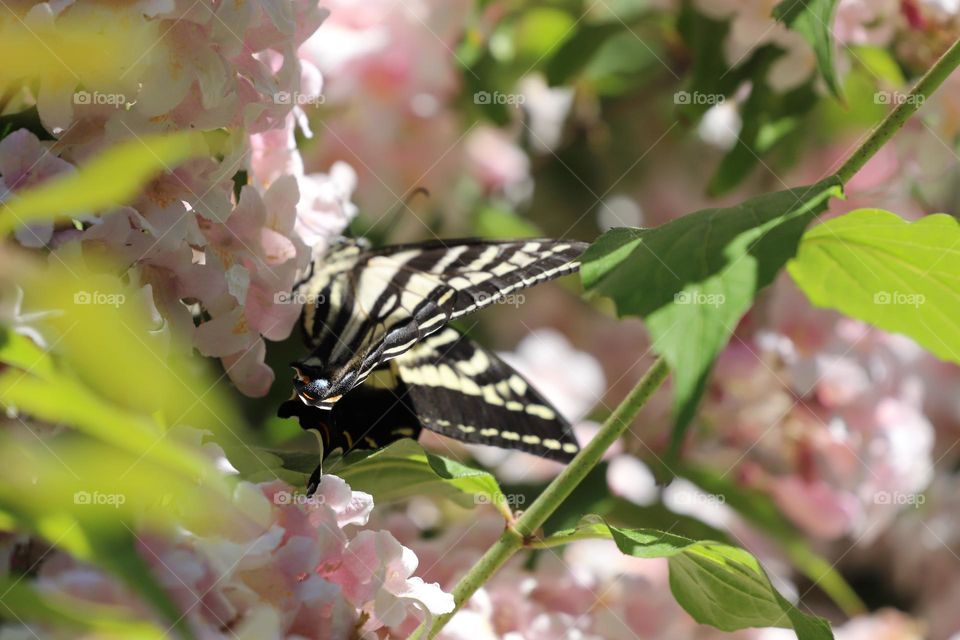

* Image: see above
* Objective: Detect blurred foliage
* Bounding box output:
[0,251,246,637]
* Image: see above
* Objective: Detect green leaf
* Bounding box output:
[24,258,243,436]
[0,436,237,640]
[774,0,842,98]
[0,130,212,234]
[547,517,833,639]
[0,370,214,482]
[0,326,55,380]
[680,467,866,615]
[513,8,577,62]
[545,22,626,85]
[788,208,960,363]
[0,578,166,639]
[581,179,843,456]
[584,28,664,96]
[330,440,513,518]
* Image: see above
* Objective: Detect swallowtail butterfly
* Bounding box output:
[278,237,587,492]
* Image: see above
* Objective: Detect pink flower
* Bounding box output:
[299,0,472,211]
[0,129,76,247]
[464,127,532,200]
[35,476,450,639]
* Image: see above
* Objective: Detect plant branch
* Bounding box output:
[418,357,670,638]
[835,37,960,184]
[414,35,960,640]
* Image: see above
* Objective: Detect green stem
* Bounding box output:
[419,357,670,638]
[834,37,960,184]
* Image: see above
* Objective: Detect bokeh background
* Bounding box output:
[2,0,960,638]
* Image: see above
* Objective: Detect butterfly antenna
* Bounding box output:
[380,186,431,236]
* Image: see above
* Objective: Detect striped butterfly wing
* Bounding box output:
[279,326,579,491]
[291,238,586,406]
[393,327,580,461]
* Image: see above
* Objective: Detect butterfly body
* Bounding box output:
[280,237,587,490]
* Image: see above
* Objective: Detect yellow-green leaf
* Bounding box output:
[788,209,960,363]
[0,131,211,234]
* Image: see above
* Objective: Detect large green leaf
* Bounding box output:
[546,517,833,639]
[581,179,843,456]
[0,130,213,234]
[774,0,842,98]
[788,208,960,363]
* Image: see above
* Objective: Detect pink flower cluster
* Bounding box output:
[298,0,551,215]
[3,0,357,396]
[698,277,953,542]
[32,477,452,639]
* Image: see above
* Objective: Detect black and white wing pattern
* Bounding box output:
[289,238,586,409]
[393,327,579,461]
[278,326,578,492]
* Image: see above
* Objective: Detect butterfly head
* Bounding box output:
[291,364,345,409]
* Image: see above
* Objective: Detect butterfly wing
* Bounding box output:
[292,238,586,406]
[393,327,580,461]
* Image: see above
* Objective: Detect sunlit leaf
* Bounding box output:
[0,436,238,639]
[513,8,576,62]
[545,517,833,639]
[24,258,242,436]
[581,179,843,457]
[0,326,55,380]
[268,439,512,519]
[0,369,214,482]
[788,208,960,363]
[0,131,211,234]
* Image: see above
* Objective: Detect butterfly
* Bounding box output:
[278,237,587,493]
